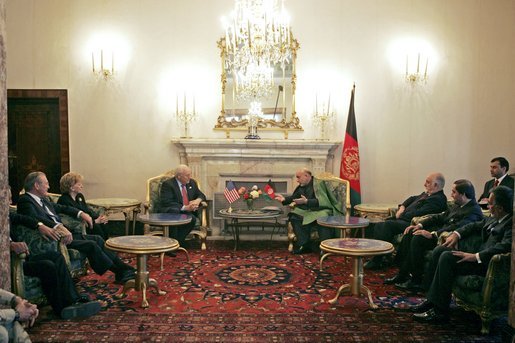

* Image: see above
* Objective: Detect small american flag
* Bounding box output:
[224,180,240,203]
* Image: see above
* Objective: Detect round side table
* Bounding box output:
[320,238,394,309]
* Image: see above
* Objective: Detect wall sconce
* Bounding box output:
[176,93,197,138]
[92,49,114,79]
[312,94,335,140]
[405,53,428,83]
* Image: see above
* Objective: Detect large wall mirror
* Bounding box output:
[214,37,303,136]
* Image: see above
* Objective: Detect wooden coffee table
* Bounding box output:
[105,235,184,308]
[320,238,394,309]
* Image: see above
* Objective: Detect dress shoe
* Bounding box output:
[293,245,312,255]
[61,300,102,320]
[395,279,424,292]
[413,308,449,324]
[383,274,408,285]
[115,269,136,285]
[409,299,433,313]
[363,257,384,270]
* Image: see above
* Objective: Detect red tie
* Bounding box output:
[493,179,499,188]
[181,184,189,205]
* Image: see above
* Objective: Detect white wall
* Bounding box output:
[6,0,515,203]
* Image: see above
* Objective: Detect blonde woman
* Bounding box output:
[57,172,109,240]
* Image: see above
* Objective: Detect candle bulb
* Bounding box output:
[92,52,95,72]
[315,94,318,114]
[176,94,178,117]
[111,51,114,74]
[424,57,428,79]
[327,95,331,116]
[183,93,186,115]
[193,95,195,114]
[405,54,408,76]
[100,49,104,71]
[416,53,420,73]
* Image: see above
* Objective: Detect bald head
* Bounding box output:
[424,172,445,194]
[295,168,313,186]
[175,164,192,185]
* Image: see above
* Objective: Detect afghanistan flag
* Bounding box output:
[340,84,361,213]
[264,179,275,200]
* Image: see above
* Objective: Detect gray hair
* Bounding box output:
[24,171,45,192]
[175,164,191,176]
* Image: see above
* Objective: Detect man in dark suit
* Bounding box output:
[10,211,101,320]
[478,157,514,202]
[364,173,448,269]
[275,168,336,254]
[384,179,483,290]
[158,164,206,247]
[412,185,513,323]
[17,171,135,284]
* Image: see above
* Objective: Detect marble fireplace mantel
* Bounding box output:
[172,138,341,200]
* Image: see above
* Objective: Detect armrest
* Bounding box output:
[142,201,150,214]
[57,240,74,273]
[10,251,27,298]
[410,214,433,225]
[199,201,209,228]
[481,252,511,307]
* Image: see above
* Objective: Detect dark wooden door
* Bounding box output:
[7,90,69,203]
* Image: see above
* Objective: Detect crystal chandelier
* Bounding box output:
[234,62,274,100]
[223,0,293,100]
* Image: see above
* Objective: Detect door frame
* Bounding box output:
[7,89,70,176]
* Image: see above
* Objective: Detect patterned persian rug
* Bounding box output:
[27,241,504,342]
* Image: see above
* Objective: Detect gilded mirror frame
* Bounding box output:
[214,37,303,137]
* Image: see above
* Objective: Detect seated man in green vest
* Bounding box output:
[275,168,344,254]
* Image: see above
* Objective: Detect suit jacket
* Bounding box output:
[57,192,98,220]
[0,289,17,325]
[456,214,513,264]
[479,175,514,200]
[398,190,448,222]
[282,178,319,210]
[17,193,80,228]
[158,177,206,214]
[420,200,484,234]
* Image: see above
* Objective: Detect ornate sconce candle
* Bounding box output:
[92,49,115,80]
[405,53,429,83]
[312,94,335,140]
[176,94,197,138]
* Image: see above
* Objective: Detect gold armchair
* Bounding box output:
[143,171,209,250]
[287,172,351,251]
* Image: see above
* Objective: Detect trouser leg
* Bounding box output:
[408,235,437,283]
[24,252,79,314]
[67,240,113,275]
[427,249,486,313]
[289,216,310,248]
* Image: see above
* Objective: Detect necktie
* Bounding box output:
[486,221,497,234]
[181,184,189,205]
[41,198,60,223]
[493,179,499,188]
